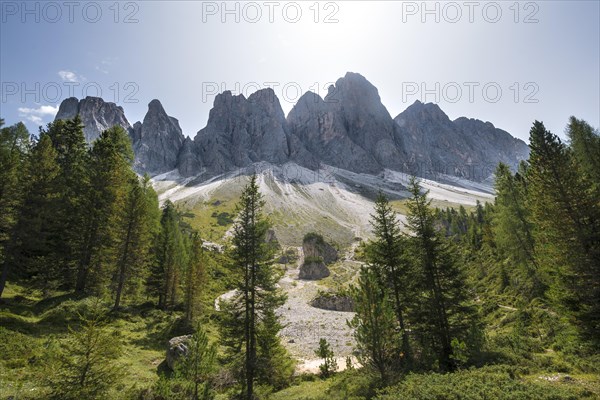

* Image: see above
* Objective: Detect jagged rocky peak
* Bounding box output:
[393,100,529,181]
[287,72,403,173]
[131,99,185,175]
[55,96,131,143]
[193,87,291,175]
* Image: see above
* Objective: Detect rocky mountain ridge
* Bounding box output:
[54,72,529,182]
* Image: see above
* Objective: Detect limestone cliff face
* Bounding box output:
[131,99,185,175]
[287,72,404,173]
[55,96,131,143]
[55,72,530,182]
[394,101,529,180]
[193,89,294,175]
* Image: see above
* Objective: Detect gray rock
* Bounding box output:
[55,96,132,143]
[194,89,293,176]
[299,260,330,280]
[310,294,354,312]
[287,72,405,174]
[166,335,192,370]
[394,100,529,181]
[131,99,185,175]
[303,233,338,265]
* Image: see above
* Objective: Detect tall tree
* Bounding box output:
[220,175,287,400]
[349,266,397,384]
[527,120,600,344]
[367,191,412,366]
[405,176,477,371]
[184,232,208,323]
[75,126,133,294]
[493,162,543,298]
[152,200,188,310]
[113,175,160,309]
[0,120,30,297]
[45,116,90,289]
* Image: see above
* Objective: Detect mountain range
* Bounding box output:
[55,72,529,183]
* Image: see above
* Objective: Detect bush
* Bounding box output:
[375,366,594,399]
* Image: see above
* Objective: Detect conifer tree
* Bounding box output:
[4,134,62,293]
[367,191,411,365]
[220,175,287,400]
[493,162,543,297]
[349,266,397,383]
[405,176,477,371]
[75,126,134,294]
[47,302,123,400]
[113,175,160,309]
[185,232,208,323]
[0,120,30,297]
[527,120,600,344]
[45,116,90,289]
[152,200,188,310]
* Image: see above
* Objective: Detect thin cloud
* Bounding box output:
[58,70,80,82]
[18,105,59,126]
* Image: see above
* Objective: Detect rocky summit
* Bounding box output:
[54,72,529,182]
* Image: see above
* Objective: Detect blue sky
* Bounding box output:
[1,1,599,142]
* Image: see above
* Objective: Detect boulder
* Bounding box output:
[302,233,338,265]
[299,259,330,280]
[310,294,354,312]
[166,335,192,370]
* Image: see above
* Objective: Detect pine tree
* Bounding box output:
[0,120,30,298]
[405,176,477,371]
[493,162,543,298]
[75,126,134,294]
[152,200,188,310]
[3,134,62,294]
[527,120,600,344]
[113,175,160,310]
[45,116,90,289]
[46,302,123,400]
[185,232,207,323]
[349,266,397,383]
[314,338,338,379]
[220,175,287,399]
[367,191,412,366]
[175,324,217,400]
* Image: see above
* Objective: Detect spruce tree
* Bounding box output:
[47,302,123,400]
[527,120,600,344]
[184,232,207,323]
[493,162,543,298]
[220,175,287,399]
[367,191,412,366]
[405,176,477,371]
[3,134,62,294]
[0,120,30,297]
[349,266,397,383]
[75,126,133,294]
[45,116,90,289]
[152,200,187,310]
[113,175,160,309]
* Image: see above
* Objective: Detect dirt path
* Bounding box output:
[215,246,358,374]
[276,247,357,373]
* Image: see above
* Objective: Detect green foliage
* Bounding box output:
[349,266,397,384]
[315,338,338,379]
[376,366,595,400]
[366,191,411,366]
[0,120,30,294]
[219,175,289,399]
[45,301,123,400]
[405,176,480,372]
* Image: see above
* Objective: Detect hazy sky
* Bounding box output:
[1,1,599,142]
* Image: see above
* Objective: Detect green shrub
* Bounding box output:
[375,366,594,399]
